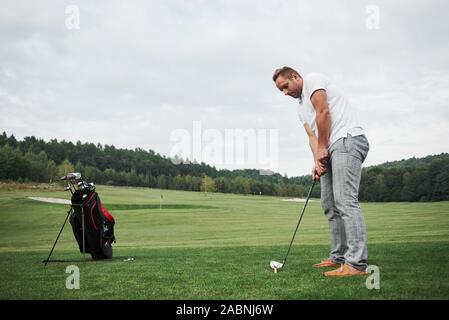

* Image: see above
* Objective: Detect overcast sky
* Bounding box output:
[1,0,448,177]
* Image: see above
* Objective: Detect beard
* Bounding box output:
[291,91,300,99]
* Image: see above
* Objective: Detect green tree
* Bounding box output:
[400,172,415,201]
[46,160,57,183]
[57,159,75,181]
[0,144,28,180]
[25,151,49,182]
[201,175,216,193]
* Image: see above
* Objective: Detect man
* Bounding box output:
[273,67,370,276]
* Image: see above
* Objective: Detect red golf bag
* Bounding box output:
[69,189,116,260]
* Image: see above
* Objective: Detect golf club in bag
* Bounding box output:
[270,180,316,272]
[44,173,116,266]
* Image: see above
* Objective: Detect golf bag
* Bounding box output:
[69,181,116,260]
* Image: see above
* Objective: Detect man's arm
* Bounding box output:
[304,123,326,179]
[310,89,331,164]
[304,123,318,162]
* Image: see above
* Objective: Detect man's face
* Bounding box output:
[275,74,302,99]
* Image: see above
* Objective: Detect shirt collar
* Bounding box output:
[298,91,304,104]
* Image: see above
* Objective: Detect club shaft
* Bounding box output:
[282,181,316,266]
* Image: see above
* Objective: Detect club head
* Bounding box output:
[72,172,82,180]
[270,260,283,270]
[60,172,82,181]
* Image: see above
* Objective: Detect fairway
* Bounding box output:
[1,185,448,299]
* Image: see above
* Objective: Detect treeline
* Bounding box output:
[1,132,448,201]
[0,132,314,197]
[359,153,449,201]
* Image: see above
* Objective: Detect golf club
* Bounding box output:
[270,180,316,272]
[44,173,88,266]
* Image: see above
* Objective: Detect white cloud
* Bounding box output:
[1,0,448,176]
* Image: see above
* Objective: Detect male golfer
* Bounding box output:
[273,67,369,276]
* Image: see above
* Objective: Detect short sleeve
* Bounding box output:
[304,73,328,99]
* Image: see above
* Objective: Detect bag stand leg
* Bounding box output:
[43,208,72,266]
[82,208,86,266]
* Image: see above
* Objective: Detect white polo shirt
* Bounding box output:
[297,73,365,148]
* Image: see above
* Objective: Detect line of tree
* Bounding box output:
[0,132,448,201]
[0,132,314,197]
[359,153,449,201]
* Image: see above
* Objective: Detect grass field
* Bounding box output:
[0,184,448,300]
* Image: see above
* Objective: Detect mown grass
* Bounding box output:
[0,185,448,299]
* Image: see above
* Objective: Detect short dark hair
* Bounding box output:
[272,66,300,82]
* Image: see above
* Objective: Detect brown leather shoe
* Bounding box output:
[312,258,341,269]
[324,264,368,277]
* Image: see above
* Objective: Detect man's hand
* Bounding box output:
[312,163,327,181]
[317,146,329,165]
[315,159,327,174]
